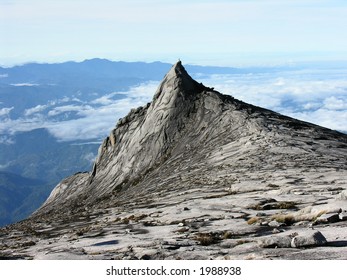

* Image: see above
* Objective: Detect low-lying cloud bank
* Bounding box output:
[0,65,346,142]
[199,67,347,134]
[0,81,159,142]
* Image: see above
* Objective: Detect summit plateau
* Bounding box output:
[1,61,347,260]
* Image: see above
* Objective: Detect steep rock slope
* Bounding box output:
[1,62,347,260]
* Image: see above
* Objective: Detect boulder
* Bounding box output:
[337,190,347,200]
[258,236,292,248]
[316,213,340,224]
[290,231,327,248]
[339,211,347,221]
[268,220,285,228]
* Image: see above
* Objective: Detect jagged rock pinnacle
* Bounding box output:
[38,62,216,210]
[152,61,206,104]
[167,60,185,78]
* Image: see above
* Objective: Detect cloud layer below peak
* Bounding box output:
[0,65,346,143]
[199,67,347,133]
[0,81,159,142]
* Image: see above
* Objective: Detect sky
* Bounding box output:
[0,0,347,142]
[1,0,347,66]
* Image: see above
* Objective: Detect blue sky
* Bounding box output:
[1,0,347,66]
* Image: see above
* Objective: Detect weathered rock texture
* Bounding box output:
[1,61,347,260]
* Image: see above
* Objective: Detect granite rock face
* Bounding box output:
[1,62,347,260]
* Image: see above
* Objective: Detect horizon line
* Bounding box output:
[2,57,347,69]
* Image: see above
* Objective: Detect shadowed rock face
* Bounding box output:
[1,62,347,260]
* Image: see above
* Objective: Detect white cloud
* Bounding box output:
[284,109,347,133]
[0,107,13,116]
[0,135,14,145]
[0,74,8,78]
[0,81,158,141]
[24,104,48,116]
[23,97,82,117]
[47,105,93,117]
[0,82,159,141]
[198,66,347,133]
[10,83,39,87]
[0,162,12,169]
[302,102,321,110]
[91,94,116,105]
[46,116,114,141]
[0,115,46,135]
[83,152,97,164]
[323,96,347,110]
[46,81,159,141]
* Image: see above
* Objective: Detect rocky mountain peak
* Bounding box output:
[1,61,347,260]
[157,60,196,90]
[152,60,206,107]
[39,62,214,209]
[36,61,347,213]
